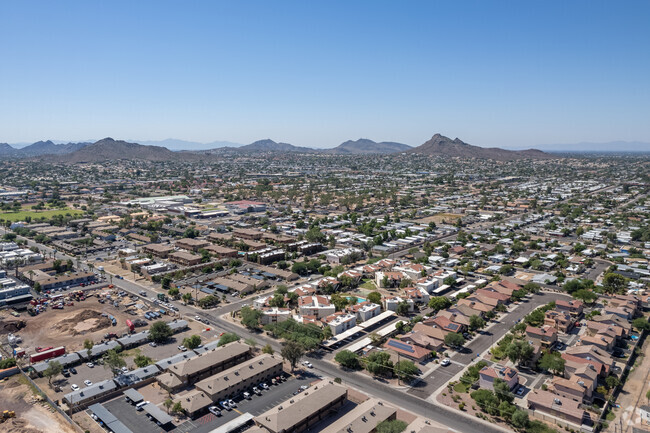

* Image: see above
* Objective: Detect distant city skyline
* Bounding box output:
[1,1,649,148]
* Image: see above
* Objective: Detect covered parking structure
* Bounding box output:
[88,403,133,433]
[142,402,173,426]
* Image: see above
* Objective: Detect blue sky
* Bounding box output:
[1,1,649,149]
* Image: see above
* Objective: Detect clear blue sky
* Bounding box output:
[1,1,649,149]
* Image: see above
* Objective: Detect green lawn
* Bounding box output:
[0,208,83,222]
[359,279,377,290]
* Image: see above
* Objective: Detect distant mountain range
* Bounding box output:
[527,141,650,153]
[3,134,648,162]
[326,139,411,154]
[407,134,552,161]
[50,138,200,163]
[0,140,90,157]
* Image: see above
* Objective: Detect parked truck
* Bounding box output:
[126,319,135,333]
[29,346,65,363]
[157,293,169,302]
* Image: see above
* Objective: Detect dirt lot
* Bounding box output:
[414,213,464,224]
[0,375,77,433]
[0,294,136,353]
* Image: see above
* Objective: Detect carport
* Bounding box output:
[88,403,133,433]
[142,403,173,426]
[122,388,144,405]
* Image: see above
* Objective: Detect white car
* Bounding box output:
[71,384,79,391]
[260,382,269,390]
[303,361,313,368]
[208,406,222,416]
[86,362,94,368]
[440,358,451,367]
[84,380,93,386]
[243,392,251,400]
[149,342,157,347]
[121,366,129,373]
[220,401,231,411]
[227,399,236,408]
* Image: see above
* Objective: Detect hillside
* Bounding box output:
[51,138,199,163]
[235,139,318,153]
[327,139,411,154]
[19,140,89,156]
[0,143,19,157]
[408,134,553,161]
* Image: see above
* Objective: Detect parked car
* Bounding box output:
[84,380,93,386]
[243,392,251,400]
[253,387,261,395]
[440,358,451,367]
[208,406,222,416]
[220,401,231,411]
[516,387,525,396]
[121,366,129,373]
[227,399,236,408]
[178,345,187,352]
[62,369,70,377]
[260,382,269,390]
[69,367,77,375]
[86,362,94,368]
[71,384,79,391]
[149,342,157,347]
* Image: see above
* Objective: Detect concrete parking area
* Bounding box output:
[97,374,309,433]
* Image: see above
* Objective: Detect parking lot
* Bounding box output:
[97,374,310,433]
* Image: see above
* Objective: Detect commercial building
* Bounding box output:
[254,381,347,433]
[195,354,283,403]
[158,342,252,391]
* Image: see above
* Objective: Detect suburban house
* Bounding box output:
[544,309,575,333]
[525,325,558,348]
[479,365,520,391]
[555,300,584,318]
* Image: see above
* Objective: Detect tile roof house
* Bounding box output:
[400,332,445,352]
[555,300,584,317]
[457,298,493,314]
[383,338,432,362]
[544,309,575,333]
[579,334,615,351]
[525,325,558,348]
[549,376,591,403]
[527,389,591,426]
[479,365,520,391]
[586,320,627,339]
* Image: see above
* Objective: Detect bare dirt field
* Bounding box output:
[0,375,77,433]
[0,295,135,353]
[414,213,464,225]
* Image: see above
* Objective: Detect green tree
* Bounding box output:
[470,389,499,415]
[365,351,393,376]
[538,352,565,375]
[444,332,465,348]
[428,296,452,311]
[83,339,94,358]
[134,354,153,368]
[103,349,126,376]
[469,315,485,331]
[498,401,516,421]
[335,350,360,369]
[241,306,263,329]
[281,341,305,371]
[376,420,408,433]
[606,376,620,390]
[262,344,274,355]
[632,317,650,332]
[394,359,418,381]
[163,398,173,414]
[43,361,63,386]
[168,287,180,298]
[493,378,514,403]
[511,410,529,428]
[149,321,173,343]
[602,273,626,294]
[505,340,534,365]
[572,288,598,304]
[396,301,410,316]
[218,332,240,346]
[183,335,202,350]
[171,402,184,415]
[367,291,382,305]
